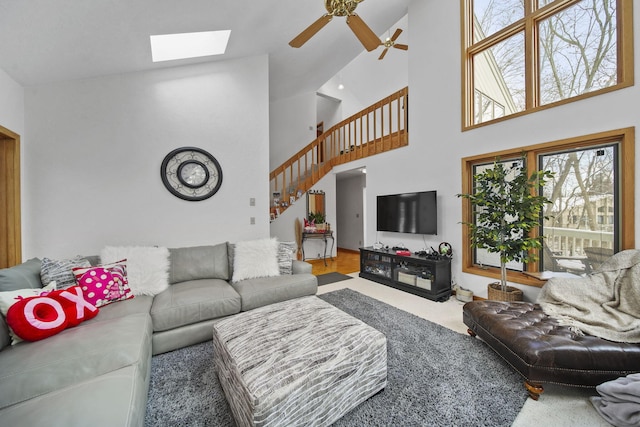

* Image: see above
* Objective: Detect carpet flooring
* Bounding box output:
[145,289,528,426]
[316,272,354,286]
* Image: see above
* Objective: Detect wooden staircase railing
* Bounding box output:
[270,87,409,218]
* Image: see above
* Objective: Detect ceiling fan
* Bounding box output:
[378,28,408,60]
[289,0,381,52]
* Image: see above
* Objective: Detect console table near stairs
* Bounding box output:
[360,247,451,302]
[302,230,334,266]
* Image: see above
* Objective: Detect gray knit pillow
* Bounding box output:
[278,242,296,275]
[40,256,91,289]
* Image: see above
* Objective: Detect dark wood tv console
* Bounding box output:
[359,247,452,302]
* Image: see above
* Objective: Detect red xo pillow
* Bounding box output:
[6,286,99,342]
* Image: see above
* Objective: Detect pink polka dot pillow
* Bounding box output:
[72,259,134,307]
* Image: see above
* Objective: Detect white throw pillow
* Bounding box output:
[100,246,170,296]
[232,238,280,282]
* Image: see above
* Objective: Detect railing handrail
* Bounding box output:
[270,87,409,219]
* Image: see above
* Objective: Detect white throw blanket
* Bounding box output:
[537,249,640,343]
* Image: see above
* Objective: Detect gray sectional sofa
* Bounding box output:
[0,242,317,427]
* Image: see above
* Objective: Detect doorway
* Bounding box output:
[0,125,21,268]
[336,167,366,251]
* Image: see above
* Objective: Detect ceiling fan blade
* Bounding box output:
[289,15,333,48]
[346,14,380,52]
[378,48,389,60]
[394,43,409,50]
[390,28,403,42]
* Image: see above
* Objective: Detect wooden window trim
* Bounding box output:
[461,0,634,131]
[460,127,635,287]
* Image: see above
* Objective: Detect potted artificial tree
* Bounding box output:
[457,157,553,301]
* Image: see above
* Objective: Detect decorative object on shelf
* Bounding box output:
[457,156,553,301]
[438,242,453,258]
[161,147,223,201]
[307,211,326,232]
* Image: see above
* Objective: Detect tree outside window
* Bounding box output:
[462,0,633,128]
[460,128,634,287]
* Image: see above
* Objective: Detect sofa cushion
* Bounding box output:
[0,315,10,351]
[40,256,91,289]
[150,279,241,332]
[169,243,229,284]
[231,273,318,312]
[0,364,150,427]
[292,260,312,275]
[83,295,153,324]
[0,312,152,409]
[227,243,236,280]
[0,258,42,292]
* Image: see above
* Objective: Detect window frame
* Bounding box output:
[461,0,635,130]
[460,127,635,287]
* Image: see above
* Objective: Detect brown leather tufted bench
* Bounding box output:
[463,300,640,400]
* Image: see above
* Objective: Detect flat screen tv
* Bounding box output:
[377,191,437,235]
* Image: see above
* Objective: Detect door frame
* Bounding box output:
[0,124,21,267]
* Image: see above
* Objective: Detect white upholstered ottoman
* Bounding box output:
[212,296,387,427]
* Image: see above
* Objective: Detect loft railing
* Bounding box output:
[270,87,408,217]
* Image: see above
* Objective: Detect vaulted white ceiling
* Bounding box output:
[0,0,410,101]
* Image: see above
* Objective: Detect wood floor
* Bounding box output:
[307,248,360,275]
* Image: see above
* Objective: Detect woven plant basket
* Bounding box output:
[487,282,523,302]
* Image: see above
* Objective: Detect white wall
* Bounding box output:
[269,14,409,254]
[346,0,640,301]
[317,14,409,119]
[23,56,271,259]
[0,67,24,136]
[269,91,317,170]
[316,94,342,132]
[270,173,337,260]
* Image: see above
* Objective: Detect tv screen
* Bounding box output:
[377,191,437,235]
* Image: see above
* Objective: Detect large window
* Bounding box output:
[460,128,634,286]
[461,0,634,129]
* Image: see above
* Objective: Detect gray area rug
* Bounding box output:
[145,289,527,426]
[316,272,354,286]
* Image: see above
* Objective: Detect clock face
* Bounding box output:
[161,147,223,201]
[178,161,209,188]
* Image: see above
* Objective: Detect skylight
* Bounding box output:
[150,30,231,62]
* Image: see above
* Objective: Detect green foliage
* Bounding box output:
[457,156,554,290]
[308,211,326,224]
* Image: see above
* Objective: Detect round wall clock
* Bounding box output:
[160,147,223,201]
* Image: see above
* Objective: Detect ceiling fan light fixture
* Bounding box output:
[150,30,231,62]
[291,0,378,51]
